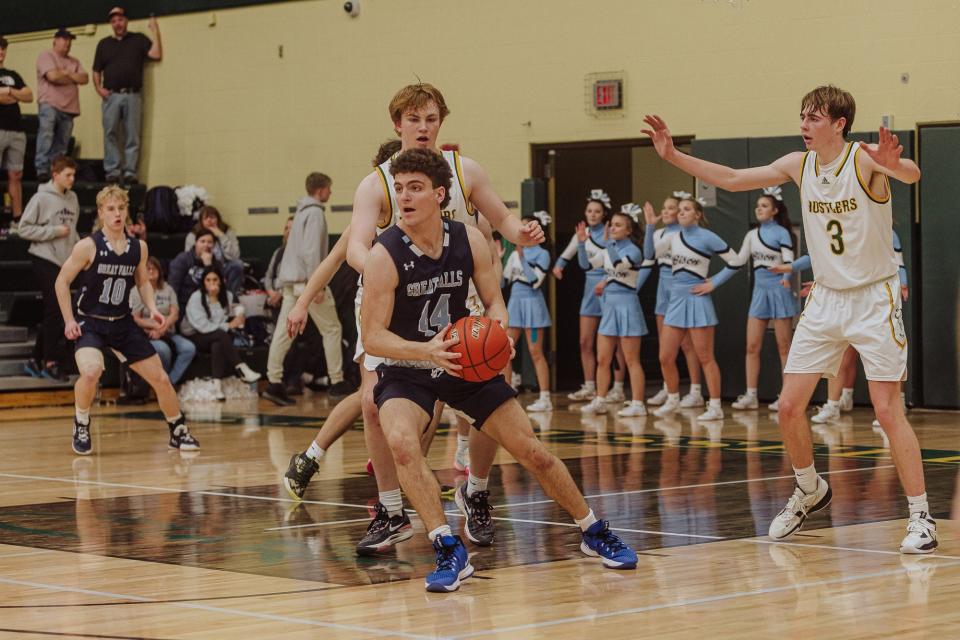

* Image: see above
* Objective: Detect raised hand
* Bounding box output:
[641,114,676,160]
[643,201,660,226]
[575,220,588,242]
[860,127,903,170]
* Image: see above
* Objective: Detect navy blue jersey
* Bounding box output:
[77,231,141,319]
[377,219,474,363]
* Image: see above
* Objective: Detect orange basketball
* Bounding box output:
[448,316,511,382]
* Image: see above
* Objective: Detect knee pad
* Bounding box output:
[75,347,105,377]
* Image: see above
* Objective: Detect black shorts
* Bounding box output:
[75,315,156,364]
[373,366,518,429]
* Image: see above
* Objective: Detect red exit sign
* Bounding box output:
[594,79,622,110]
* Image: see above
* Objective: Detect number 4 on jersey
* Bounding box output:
[418,293,450,337]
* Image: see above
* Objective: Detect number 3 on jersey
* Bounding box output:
[418,293,450,337]
[826,220,844,255]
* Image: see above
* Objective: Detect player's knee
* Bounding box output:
[873,398,904,428]
[578,334,593,352]
[75,348,104,381]
[360,394,380,425]
[520,439,556,475]
[745,340,762,356]
[777,394,804,421]
[384,429,418,465]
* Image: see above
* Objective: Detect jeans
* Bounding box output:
[151,334,197,385]
[35,104,75,175]
[101,92,142,177]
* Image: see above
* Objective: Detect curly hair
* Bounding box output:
[389,149,453,209]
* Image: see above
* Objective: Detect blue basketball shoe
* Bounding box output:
[581,520,638,569]
[425,535,474,592]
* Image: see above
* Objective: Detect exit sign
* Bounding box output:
[593,79,622,110]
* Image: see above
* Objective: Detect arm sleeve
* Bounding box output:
[92,41,104,72]
[16,197,60,242]
[554,235,579,270]
[636,262,654,291]
[606,243,623,266]
[36,51,55,79]
[735,233,752,267]
[643,225,656,260]
[523,248,550,289]
[791,255,812,273]
[576,241,591,270]
[708,232,744,289]
[301,214,322,274]
[219,229,241,261]
[263,248,280,290]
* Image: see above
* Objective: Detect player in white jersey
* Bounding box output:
[349,83,544,552]
[643,85,936,554]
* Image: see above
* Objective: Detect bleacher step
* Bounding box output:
[0,375,75,392]
[0,358,31,376]
[0,340,33,358]
[0,326,28,343]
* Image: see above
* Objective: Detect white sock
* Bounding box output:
[841,387,854,399]
[689,384,702,396]
[709,398,721,409]
[612,381,624,392]
[584,380,596,390]
[75,406,90,425]
[379,489,403,518]
[662,382,668,391]
[667,393,680,404]
[629,400,645,407]
[827,399,840,409]
[467,473,488,497]
[428,524,453,542]
[456,433,470,450]
[539,390,551,401]
[306,441,325,462]
[794,463,819,494]
[746,388,757,397]
[907,493,929,517]
[576,509,598,532]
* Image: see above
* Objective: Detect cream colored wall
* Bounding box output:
[6,0,959,236]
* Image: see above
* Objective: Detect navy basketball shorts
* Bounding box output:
[75,315,156,364]
[374,366,518,429]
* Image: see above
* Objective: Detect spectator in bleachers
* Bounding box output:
[182,266,260,400]
[263,216,294,312]
[126,211,147,240]
[18,155,79,380]
[262,173,350,405]
[129,256,195,384]
[93,6,162,184]
[184,205,244,294]
[34,29,88,182]
[168,228,243,309]
[0,36,34,221]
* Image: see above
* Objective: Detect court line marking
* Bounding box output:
[496,464,897,510]
[0,473,370,510]
[0,575,436,640]
[0,550,50,559]
[445,559,960,639]
[264,516,373,532]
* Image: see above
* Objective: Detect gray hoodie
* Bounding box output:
[277,196,328,288]
[18,181,81,266]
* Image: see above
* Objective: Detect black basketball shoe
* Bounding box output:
[282,452,319,501]
[455,484,495,546]
[355,502,413,556]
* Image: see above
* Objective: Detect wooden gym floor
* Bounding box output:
[0,391,958,639]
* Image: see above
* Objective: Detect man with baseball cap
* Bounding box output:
[35,28,88,182]
[93,6,162,185]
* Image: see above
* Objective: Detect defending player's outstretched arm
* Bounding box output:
[461,156,545,247]
[642,114,803,191]
[359,243,462,375]
[465,225,507,328]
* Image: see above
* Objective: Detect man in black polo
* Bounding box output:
[92,6,162,185]
[0,36,34,221]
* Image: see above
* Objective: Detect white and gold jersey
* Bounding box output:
[375,148,475,231]
[799,141,898,290]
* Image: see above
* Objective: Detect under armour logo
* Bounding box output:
[403,261,415,271]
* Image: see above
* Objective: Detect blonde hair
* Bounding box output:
[388,83,450,125]
[96,185,129,209]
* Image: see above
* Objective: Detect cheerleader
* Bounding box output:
[504,211,554,412]
[646,192,705,408]
[579,204,654,416]
[730,186,797,410]
[652,196,744,420]
[553,189,629,403]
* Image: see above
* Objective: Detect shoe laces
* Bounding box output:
[432,538,459,572]
[467,490,493,526]
[779,486,812,520]
[294,454,318,478]
[907,512,934,535]
[365,503,390,534]
[74,421,90,443]
[589,521,627,554]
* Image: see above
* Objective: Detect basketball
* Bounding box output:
[448,316,511,382]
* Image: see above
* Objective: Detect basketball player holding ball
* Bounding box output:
[362,148,638,592]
